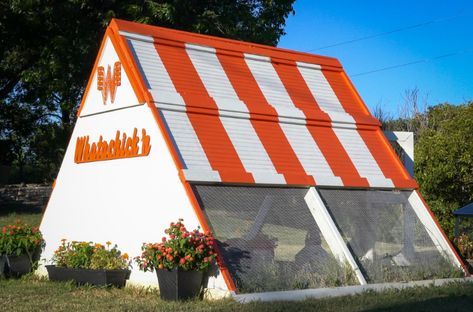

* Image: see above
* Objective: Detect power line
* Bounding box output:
[306,12,472,52]
[350,49,473,77]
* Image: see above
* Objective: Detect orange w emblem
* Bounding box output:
[97,62,121,105]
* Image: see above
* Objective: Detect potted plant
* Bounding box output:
[135,219,217,300]
[0,220,45,278]
[46,240,131,287]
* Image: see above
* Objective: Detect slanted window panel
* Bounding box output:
[192,185,358,293]
[318,189,460,283]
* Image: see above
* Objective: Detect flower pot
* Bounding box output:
[156,268,204,301]
[4,253,33,278]
[46,265,131,288]
[0,255,6,278]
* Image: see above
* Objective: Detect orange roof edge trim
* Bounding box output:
[76,25,148,117]
[109,18,343,69]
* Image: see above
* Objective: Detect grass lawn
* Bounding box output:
[1,212,473,311]
[0,275,472,312]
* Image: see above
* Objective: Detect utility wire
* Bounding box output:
[306,12,472,52]
[350,49,473,77]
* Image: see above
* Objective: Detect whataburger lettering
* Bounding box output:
[74,128,151,163]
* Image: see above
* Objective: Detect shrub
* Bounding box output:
[0,220,45,256]
[135,219,216,272]
[52,240,130,270]
[454,233,473,259]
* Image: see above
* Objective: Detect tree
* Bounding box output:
[415,103,473,237]
[0,0,296,183]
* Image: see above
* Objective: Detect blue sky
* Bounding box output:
[278,0,473,116]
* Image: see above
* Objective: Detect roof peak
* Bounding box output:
[110,18,342,69]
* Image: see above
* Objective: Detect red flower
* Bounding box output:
[180,258,186,264]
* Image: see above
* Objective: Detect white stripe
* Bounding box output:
[186,44,285,184]
[280,123,342,186]
[245,54,341,185]
[296,61,393,187]
[333,128,393,187]
[297,62,355,124]
[128,37,219,179]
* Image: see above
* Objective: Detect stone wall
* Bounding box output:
[0,184,52,212]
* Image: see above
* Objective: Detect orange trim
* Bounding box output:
[415,190,470,276]
[217,51,314,185]
[76,29,110,116]
[111,19,342,69]
[274,61,369,187]
[155,41,253,183]
[110,24,239,291]
[182,181,238,292]
[76,26,147,117]
[322,69,416,186]
[107,26,146,104]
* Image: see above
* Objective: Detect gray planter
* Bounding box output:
[46,265,131,288]
[3,253,33,277]
[156,268,204,301]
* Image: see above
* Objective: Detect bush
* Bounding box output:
[454,233,473,259]
[135,219,216,272]
[0,220,44,256]
[52,240,130,270]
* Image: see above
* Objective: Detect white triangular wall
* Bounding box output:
[79,36,141,116]
[39,36,229,293]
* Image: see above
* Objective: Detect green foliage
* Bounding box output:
[0,220,44,256]
[136,219,217,272]
[0,0,295,183]
[52,240,130,270]
[415,102,473,238]
[454,233,473,259]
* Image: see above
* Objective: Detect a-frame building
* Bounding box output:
[40,19,468,297]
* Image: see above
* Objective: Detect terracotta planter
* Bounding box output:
[156,268,204,301]
[46,265,130,288]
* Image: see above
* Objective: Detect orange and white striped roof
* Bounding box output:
[91,19,417,189]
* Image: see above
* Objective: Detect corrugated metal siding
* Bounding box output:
[123,33,416,189]
[332,127,393,188]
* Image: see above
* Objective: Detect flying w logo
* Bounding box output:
[97,62,121,105]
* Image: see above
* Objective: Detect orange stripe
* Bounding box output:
[217,51,314,185]
[321,70,376,125]
[155,42,253,183]
[323,69,415,188]
[358,129,417,188]
[274,62,369,187]
[112,18,342,69]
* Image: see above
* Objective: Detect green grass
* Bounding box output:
[0,275,472,311]
[0,212,42,227]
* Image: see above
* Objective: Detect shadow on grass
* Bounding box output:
[362,294,473,312]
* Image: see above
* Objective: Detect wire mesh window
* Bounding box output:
[318,189,460,283]
[193,185,358,293]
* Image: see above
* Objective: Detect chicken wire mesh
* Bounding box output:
[318,189,461,283]
[192,185,358,293]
